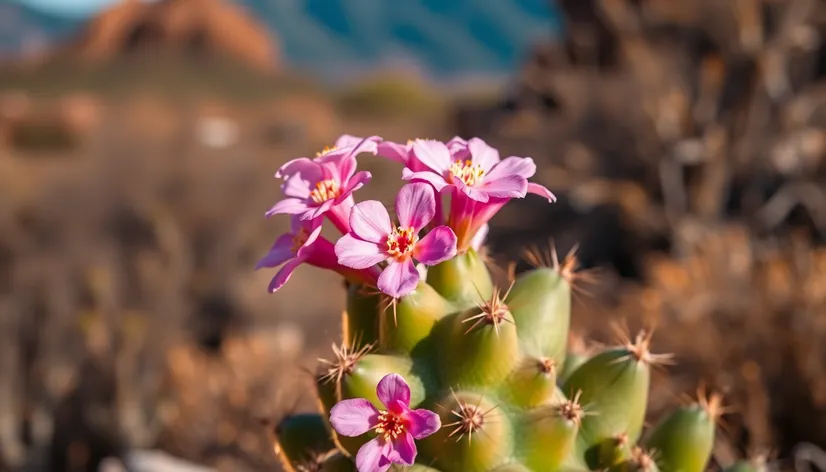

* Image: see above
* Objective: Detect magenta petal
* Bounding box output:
[339,170,372,201]
[377,260,420,299]
[528,182,557,202]
[329,398,380,437]
[335,234,387,269]
[467,137,501,173]
[407,409,442,439]
[350,200,392,243]
[480,174,528,199]
[414,226,457,266]
[376,373,411,411]
[388,433,417,465]
[395,182,435,232]
[275,157,321,181]
[280,172,314,199]
[470,223,490,252]
[486,156,537,181]
[268,257,302,293]
[255,234,295,270]
[356,438,392,472]
[402,169,451,193]
[412,139,452,174]
[265,198,309,217]
[377,141,410,164]
[334,134,365,148]
[455,178,490,203]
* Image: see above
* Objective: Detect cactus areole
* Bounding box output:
[261,135,720,472]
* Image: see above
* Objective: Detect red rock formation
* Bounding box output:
[65,0,278,71]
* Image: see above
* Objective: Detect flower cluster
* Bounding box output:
[257,134,556,300]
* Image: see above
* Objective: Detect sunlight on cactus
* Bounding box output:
[258,135,723,472]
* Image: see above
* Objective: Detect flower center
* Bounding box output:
[309,179,341,204]
[449,159,484,186]
[291,227,309,253]
[386,227,418,259]
[374,410,407,441]
[316,145,338,157]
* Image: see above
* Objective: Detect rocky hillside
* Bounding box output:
[0,0,560,79]
[61,0,278,71]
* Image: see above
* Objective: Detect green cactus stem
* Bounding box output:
[608,447,661,472]
[520,392,583,471]
[643,390,722,472]
[501,356,559,408]
[506,266,571,366]
[272,414,338,472]
[344,282,382,349]
[379,281,451,355]
[564,331,673,470]
[420,390,513,472]
[425,248,493,307]
[441,286,519,388]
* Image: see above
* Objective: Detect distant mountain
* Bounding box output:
[0,1,81,59]
[0,0,561,79]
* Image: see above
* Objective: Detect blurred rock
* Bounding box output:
[63,0,278,71]
[99,450,215,472]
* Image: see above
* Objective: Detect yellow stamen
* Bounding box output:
[449,159,485,186]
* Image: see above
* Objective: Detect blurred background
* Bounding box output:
[2,0,826,471]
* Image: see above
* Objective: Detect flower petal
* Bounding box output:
[265,198,309,217]
[350,200,392,243]
[338,170,372,202]
[407,409,442,439]
[467,137,501,172]
[386,432,417,465]
[335,234,387,269]
[396,182,435,232]
[275,157,322,181]
[329,398,380,437]
[479,174,528,199]
[412,139,452,174]
[470,223,490,252]
[454,178,490,203]
[413,226,457,266]
[356,438,392,472]
[376,373,411,411]
[528,182,557,202]
[280,172,315,199]
[377,140,410,164]
[402,169,451,193]
[254,234,295,270]
[485,156,537,181]
[268,257,303,293]
[377,260,420,299]
[334,134,366,148]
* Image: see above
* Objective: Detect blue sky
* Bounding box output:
[12,0,137,17]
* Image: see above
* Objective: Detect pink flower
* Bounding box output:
[329,373,441,472]
[266,135,381,234]
[406,137,556,252]
[256,215,378,293]
[377,136,468,171]
[335,182,457,299]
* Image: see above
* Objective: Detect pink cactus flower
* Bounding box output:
[335,182,457,299]
[329,373,441,472]
[403,137,555,202]
[403,137,556,252]
[256,215,378,293]
[377,136,468,170]
[266,135,381,234]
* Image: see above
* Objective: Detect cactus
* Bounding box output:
[259,136,724,472]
